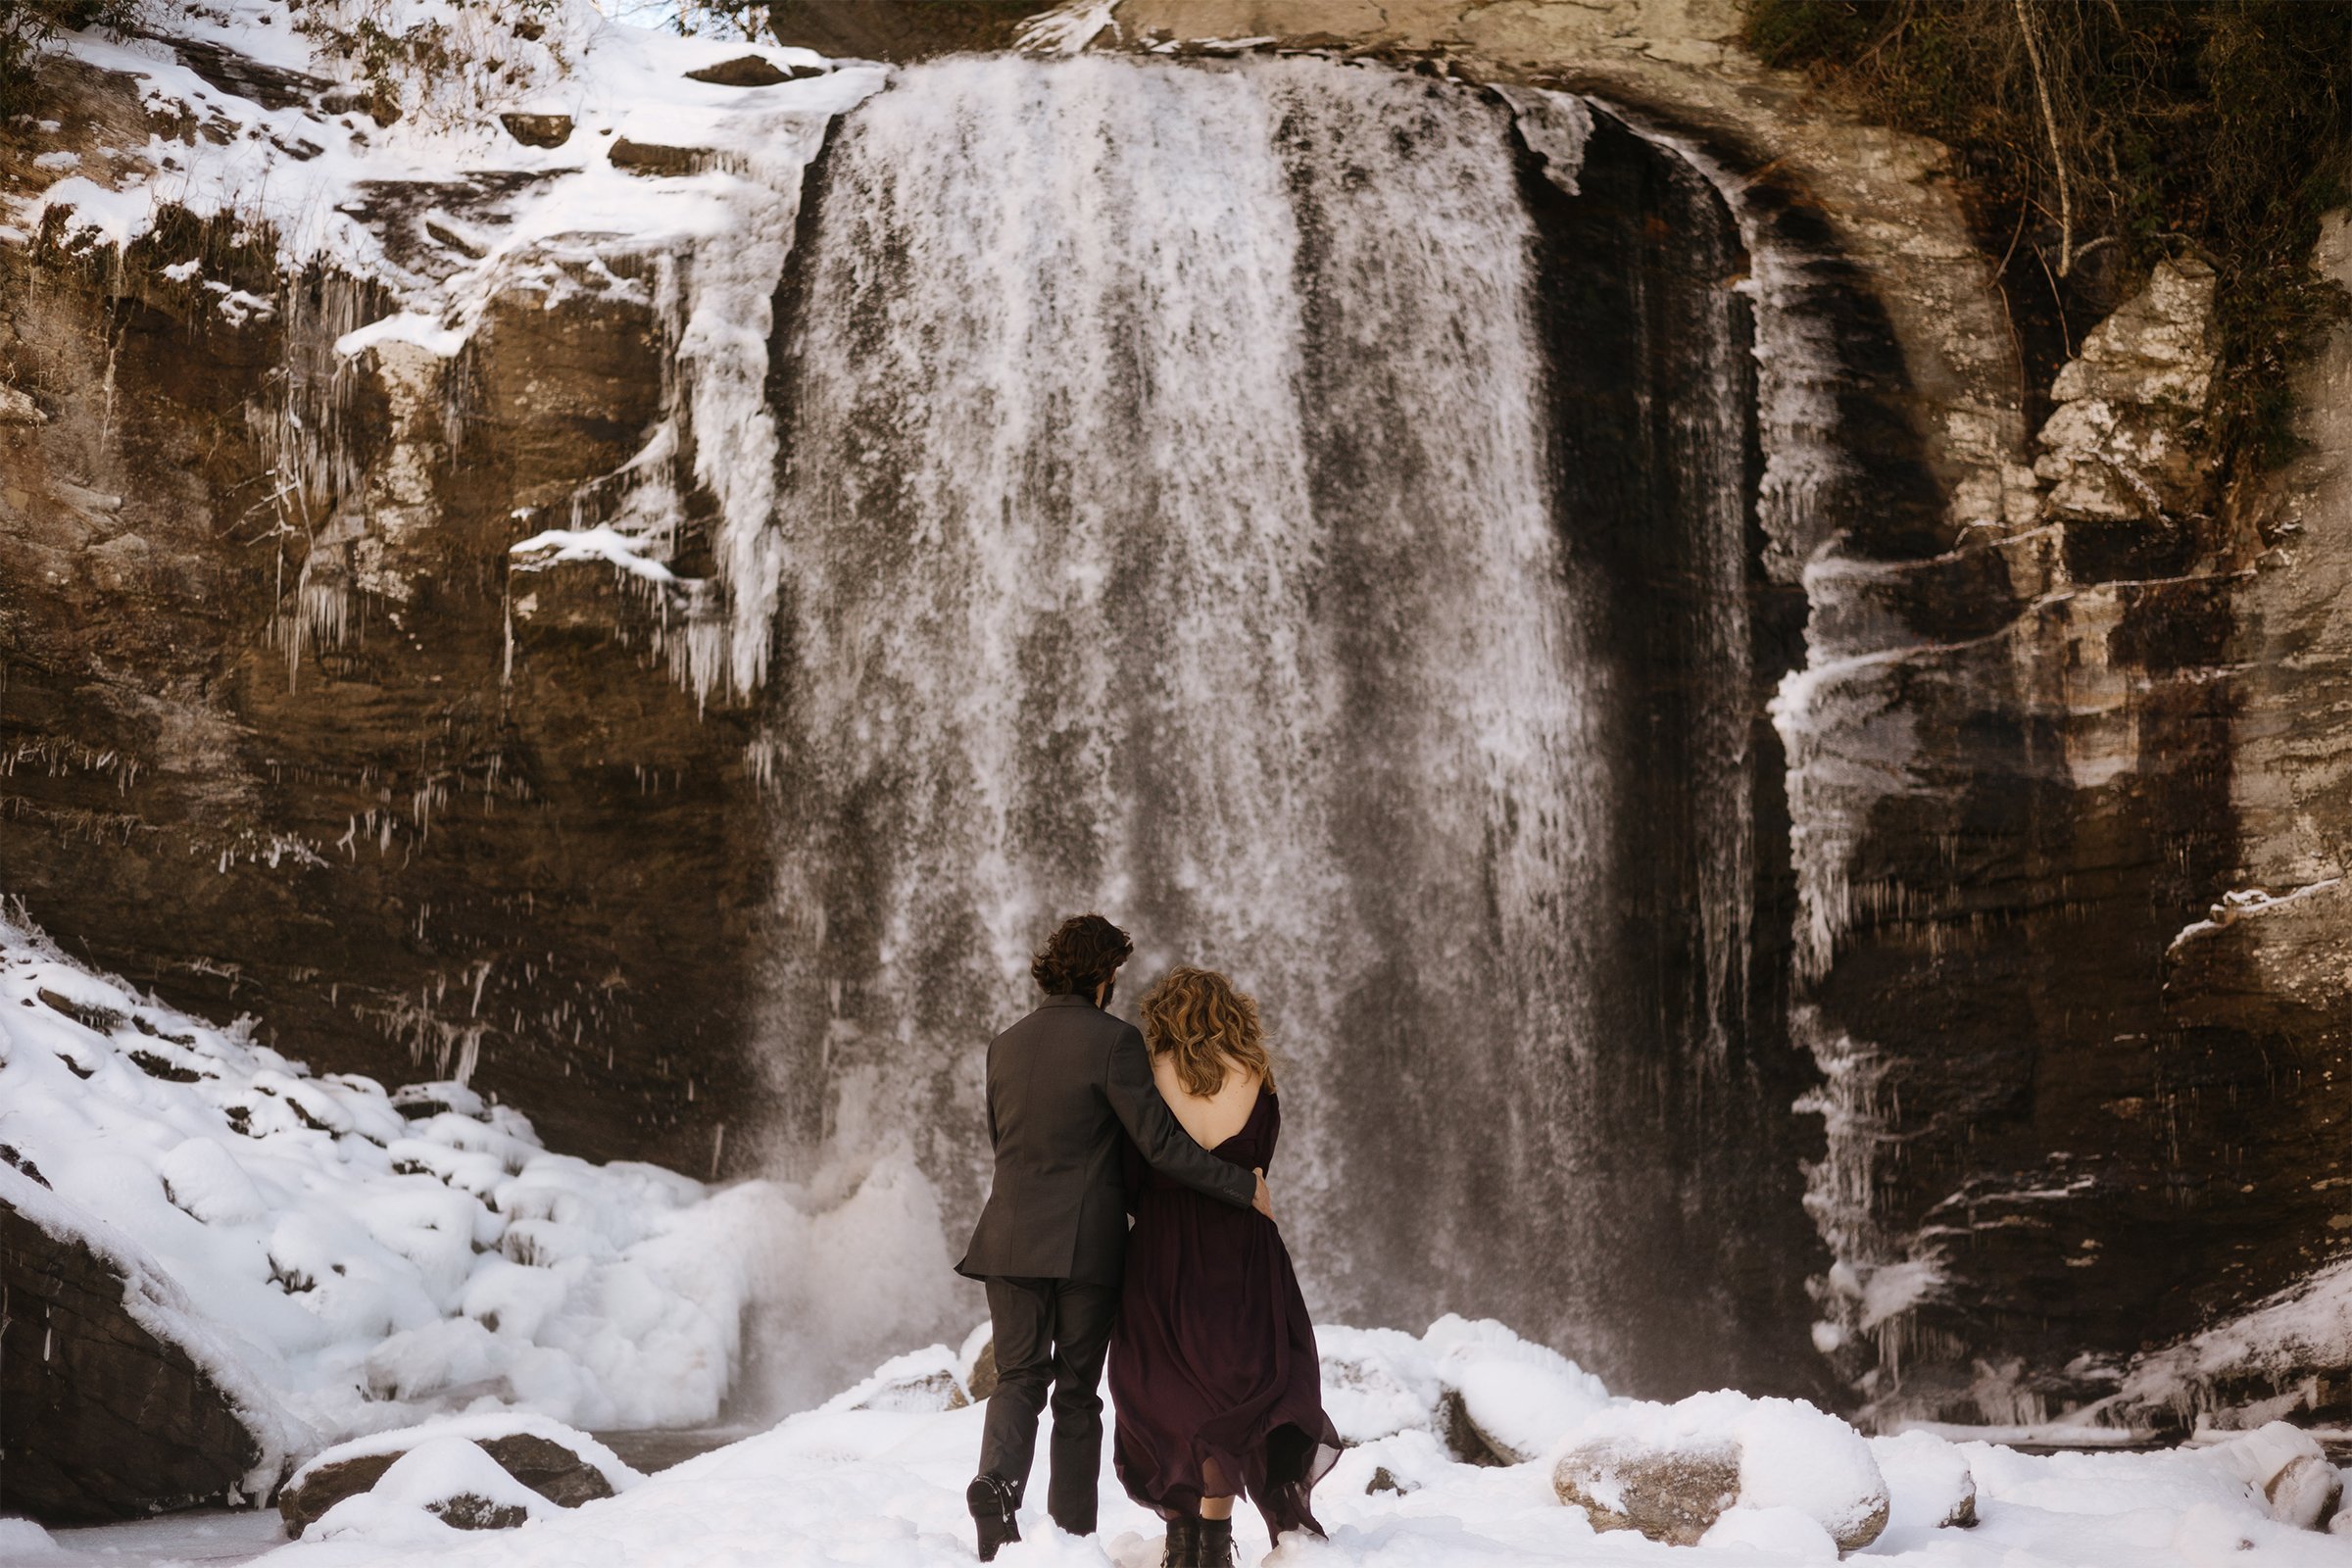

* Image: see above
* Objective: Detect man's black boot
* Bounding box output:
[967,1475,1021,1562]
[1197,1516,1236,1568]
[1160,1514,1200,1568]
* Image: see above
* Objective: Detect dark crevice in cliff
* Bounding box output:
[1513,109,1830,1400]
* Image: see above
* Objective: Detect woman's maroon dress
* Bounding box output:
[1109,1087,1341,1538]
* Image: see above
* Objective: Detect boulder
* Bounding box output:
[306,1438,551,1540]
[1555,1434,1742,1545]
[2200,1422,2344,1531]
[2033,257,2219,523]
[1439,1388,1515,1467]
[819,1346,969,1414]
[1870,1429,1978,1529]
[683,54,813,87]
[280,1416,637,1536]
[0,1170,288,1524]
[0,385,44,425]
[1552,1392,1888,1552]
[958,1321,999,1401]
[499,113,574,148]
[1316,1325,1446,1447]
[609,138,715,177]
[1428,1314,1610,1464]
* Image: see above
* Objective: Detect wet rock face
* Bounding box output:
[1789,241,2352,1427]
[0,1193,266,1522]
[0,104,774,1174]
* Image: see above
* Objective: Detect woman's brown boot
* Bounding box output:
[1197,1516,1236,1568]
[1162,1515,1200,1568]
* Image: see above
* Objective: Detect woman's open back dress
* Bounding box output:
[1109,1086,1341,1537]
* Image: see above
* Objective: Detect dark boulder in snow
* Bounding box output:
[302,1437,559,1540]
[499,113,574,148]
[0,1170,290,1524]
[609,138,717,176]
[683,54,818,87]
[279,1417,638,1537]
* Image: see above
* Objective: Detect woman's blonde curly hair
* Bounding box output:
[1137,966,1276,1098]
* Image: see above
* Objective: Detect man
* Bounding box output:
[957,913,1275,1561]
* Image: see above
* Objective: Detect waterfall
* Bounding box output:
[735,54,1784,1391]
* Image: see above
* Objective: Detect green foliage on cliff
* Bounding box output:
[1,0,140,118]
[1743,0,2352,469]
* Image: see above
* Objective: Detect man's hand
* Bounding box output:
[1252,1168,1276,1223]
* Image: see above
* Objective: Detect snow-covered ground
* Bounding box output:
[0,906,961,1471]
[14,1326,2341,1568]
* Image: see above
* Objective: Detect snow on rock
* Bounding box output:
[1871,1429,1979,1530]
[510,526,679,585]
[1427,1313,1613,1464]
[282,1413,640,1536]
[0,1516,61,1556]
[1697,1504,1839,1559]
[306,1437,556,1542]
[2196,1423,2345,1531]
[291,1411,643,1493]
[0,1160,305,1520]
[818,1346,970,1415]
[1553,1391,1889,1550]
[24,0,889,705]
[2108,1252,2352,1431]
[956,1319,999,1400]
[1314,1317,1608,1466]
[0,907,906,1463]
[1319,1326,1449,1446]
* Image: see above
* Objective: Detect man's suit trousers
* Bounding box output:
[977,1274,1120,1534]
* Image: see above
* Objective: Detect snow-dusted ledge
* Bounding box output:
[0,906,956,1459]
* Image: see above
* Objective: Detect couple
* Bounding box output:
[956,914,1340,1567]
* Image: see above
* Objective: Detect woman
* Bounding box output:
[1110,967,1341,1568]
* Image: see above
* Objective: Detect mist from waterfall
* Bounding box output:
[746,54,1628,1383]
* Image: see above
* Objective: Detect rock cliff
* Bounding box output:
[4,0,2350,1429]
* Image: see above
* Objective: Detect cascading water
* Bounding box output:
[729,54,1810,1398]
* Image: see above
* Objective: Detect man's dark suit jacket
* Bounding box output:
[957,992,1256,1285]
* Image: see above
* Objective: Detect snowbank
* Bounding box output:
[0,909,941,1452]
[0,1516,60,1557]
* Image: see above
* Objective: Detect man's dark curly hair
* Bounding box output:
[1031,913,1133,997]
